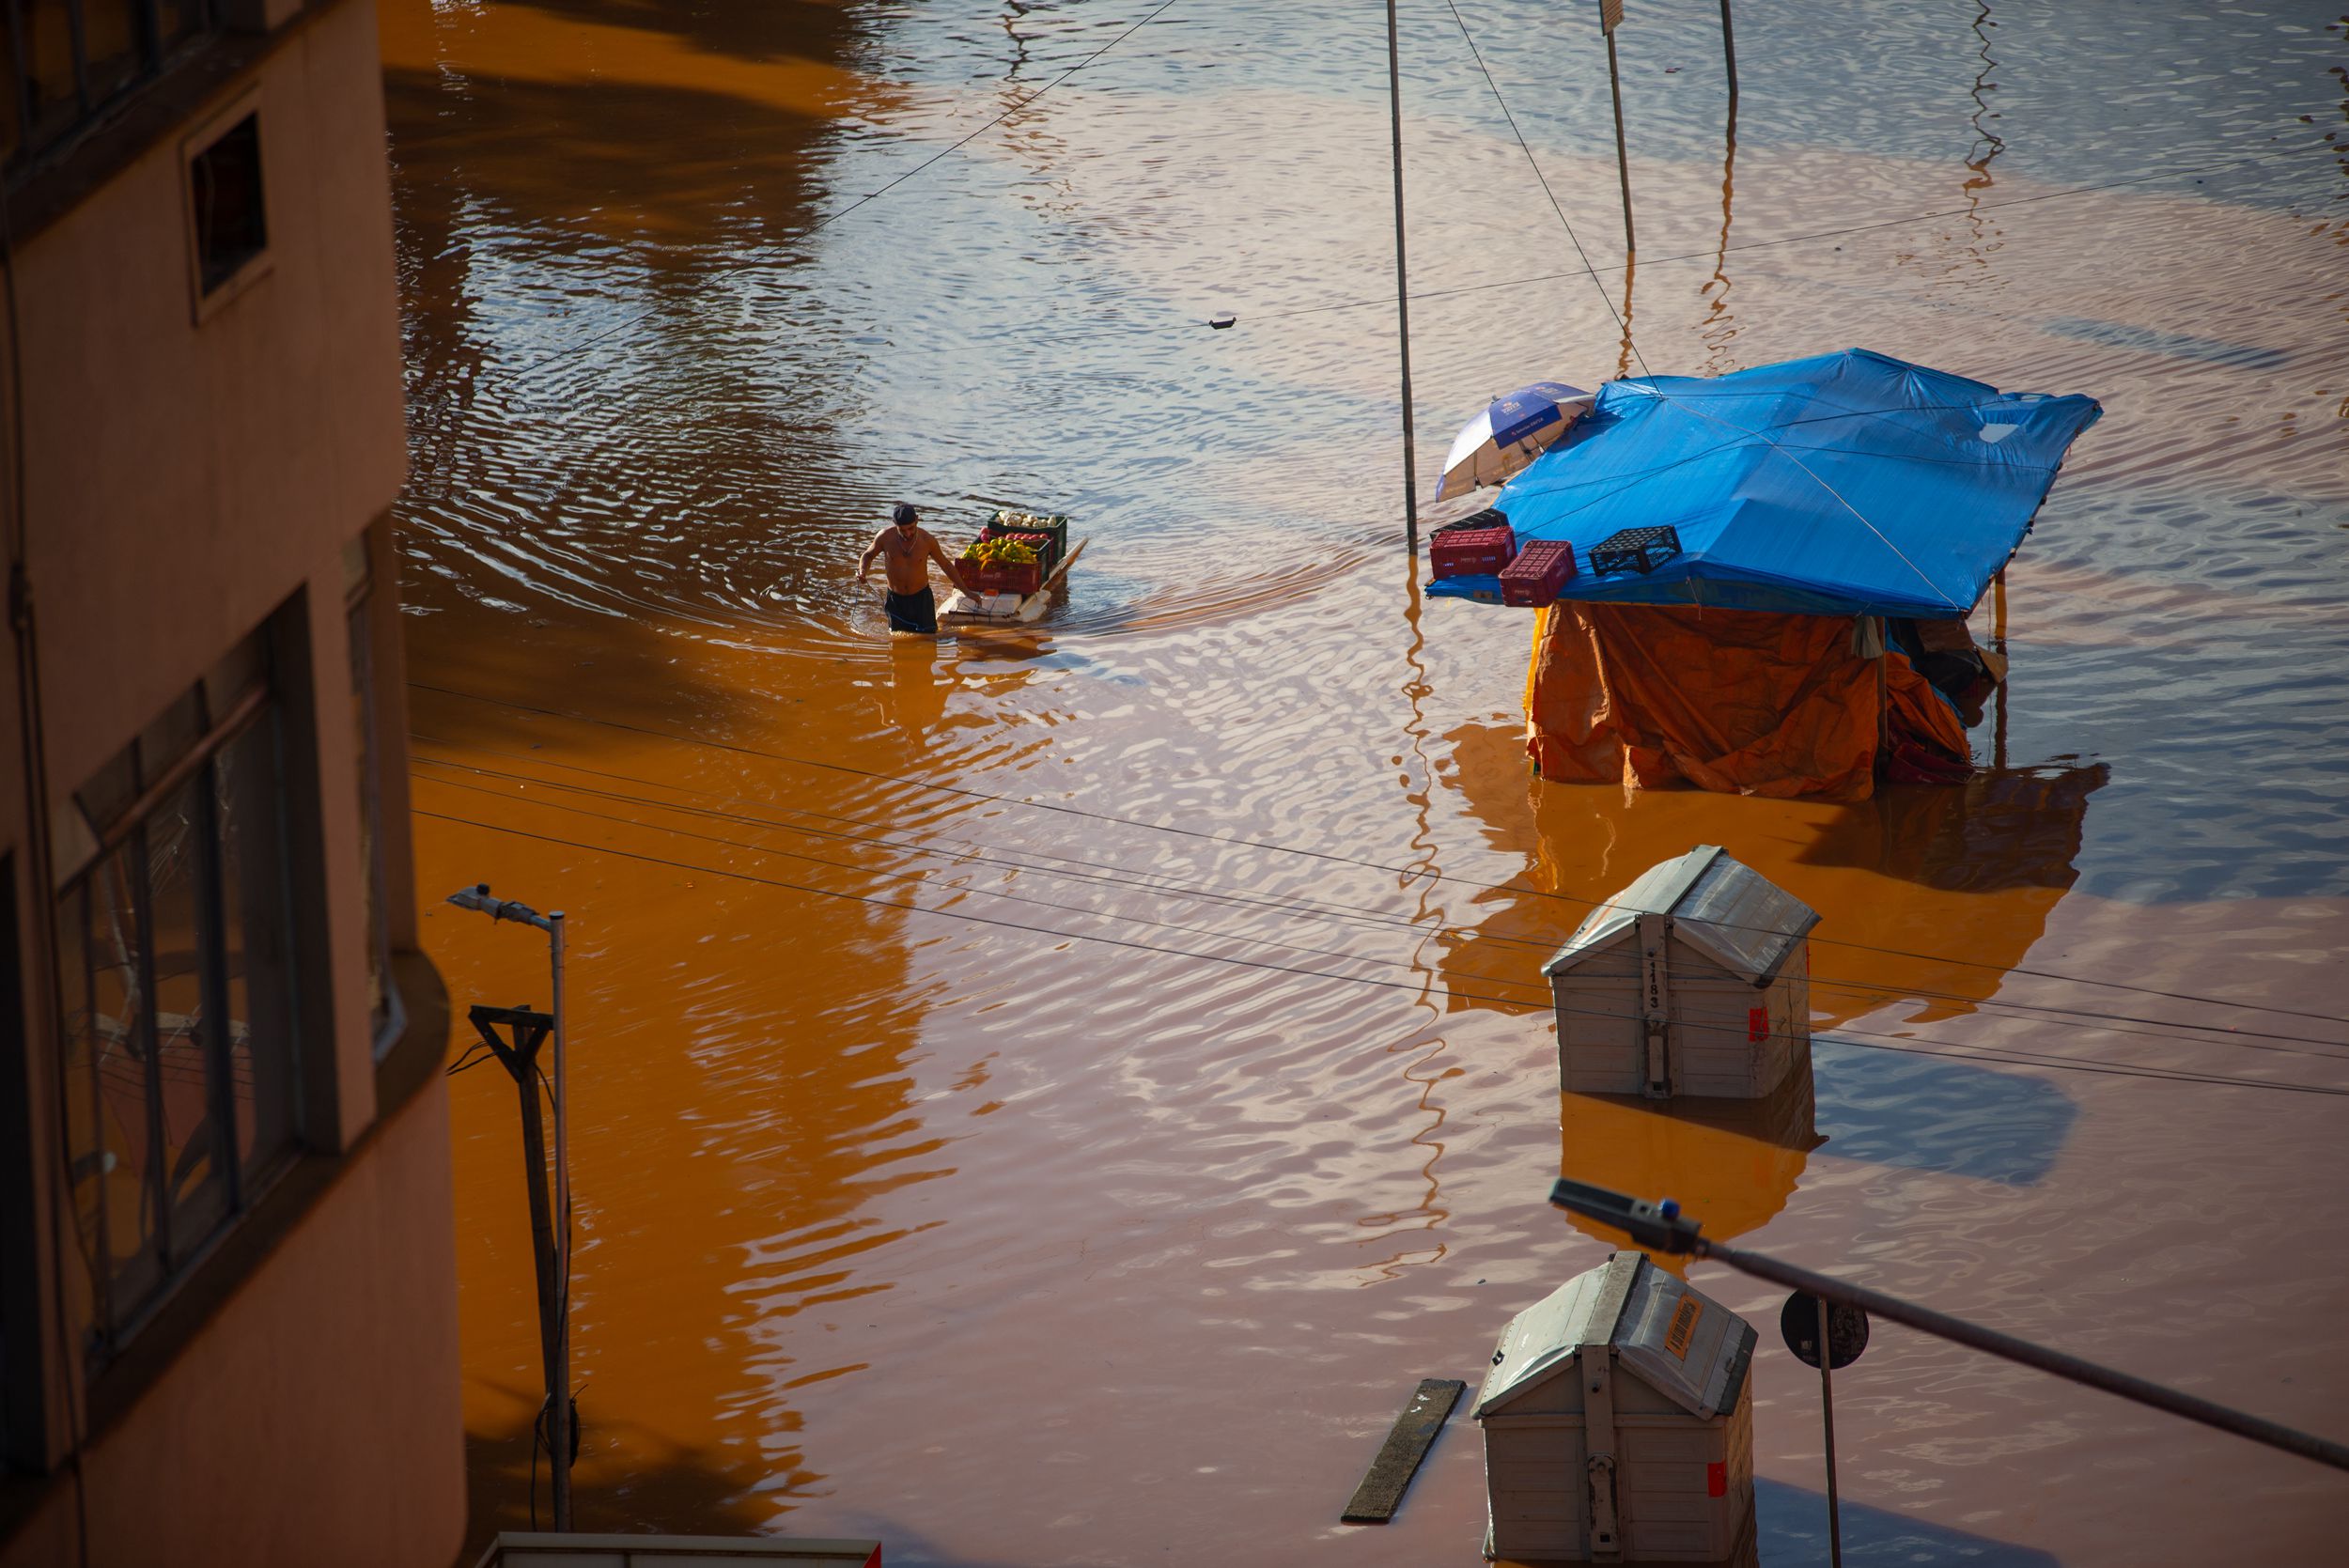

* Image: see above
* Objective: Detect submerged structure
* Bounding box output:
[1546,846,1818,1100]
[1430,349,2102,800]
[1476,1251,1758,1562]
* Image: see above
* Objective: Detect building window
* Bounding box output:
[2,0,219,174]
[343,536,400,1056]
[53,627,301,1370]
[188,108,264,293]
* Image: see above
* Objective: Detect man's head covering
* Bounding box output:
[892,503,920,526]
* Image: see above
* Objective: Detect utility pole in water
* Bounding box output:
[1387,0,1421,551]
[466,1003,573,1529]
[1602,0,1636,258]
[449,885,575,1530]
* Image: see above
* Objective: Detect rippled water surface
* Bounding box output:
[383,2,2349,1561]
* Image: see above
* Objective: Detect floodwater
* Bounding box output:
[380,2,2349,1562]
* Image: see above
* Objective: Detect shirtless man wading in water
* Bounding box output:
[858,502,972,636]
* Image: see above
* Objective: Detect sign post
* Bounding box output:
[1782,1291,1870,1568]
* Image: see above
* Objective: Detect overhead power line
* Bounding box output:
[410,748,2349,1063]
[408,681,2349,1032]
[412,802,2349,1100]
[1441,0,1648,380]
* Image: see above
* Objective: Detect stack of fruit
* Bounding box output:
[961,536,1039,568]
[959,535,1044,597]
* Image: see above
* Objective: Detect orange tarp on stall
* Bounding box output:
[1525,602,1970,802]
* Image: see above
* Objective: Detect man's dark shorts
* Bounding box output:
[885,586,939,634]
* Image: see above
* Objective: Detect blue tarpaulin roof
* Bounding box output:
[1428,349,2102,619]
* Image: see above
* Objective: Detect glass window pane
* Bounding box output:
[217,721,298,1177]
[141,793,232,1257]
[64,853,167,1344]
[80,0,144,102]
[18,1,79,143]
[156,0,204,50]
[190,113,267,294]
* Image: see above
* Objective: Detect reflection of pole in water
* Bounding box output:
[1359,559,1453,1282]
[1616,254,1640,381]
[1966,1,2005,175]
[1000,2,1034,80]
[1701,64,1740,375]
[1959,2,2005,264]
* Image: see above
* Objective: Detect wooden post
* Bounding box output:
[1602,1,1636,259]
[1875,619,1890,765]
[1719,0,1738,113]
[1386,0,1422,550]
[1992,567,2009,770]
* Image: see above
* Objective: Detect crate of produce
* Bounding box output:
[982,529,1060,573]
[1588,524,1683,577]
[1431,522,1517,579]
[960,536,1045,597]
[988,509,1068,570]
[1500,538,1577,606]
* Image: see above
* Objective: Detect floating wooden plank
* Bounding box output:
[1340,1377,1466,1524]
[1015,536,1086,622]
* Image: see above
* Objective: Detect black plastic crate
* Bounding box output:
[1588,524,1682,576]
[1435,506,1508,536]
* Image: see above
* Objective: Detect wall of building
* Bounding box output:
[0,0,462,1561]
[16,0,407,804]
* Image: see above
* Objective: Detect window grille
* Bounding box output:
[54,625,302,1370]
[2,0,216,175]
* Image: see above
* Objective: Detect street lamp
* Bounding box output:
[447,882,573,1529]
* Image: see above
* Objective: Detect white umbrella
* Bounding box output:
[1434,381,1595,501]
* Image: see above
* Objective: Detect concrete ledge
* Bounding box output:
[474,1534,883,1568]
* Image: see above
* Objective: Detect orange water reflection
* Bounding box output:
[386,2,2349,1562]
[1436,718,2107,1030]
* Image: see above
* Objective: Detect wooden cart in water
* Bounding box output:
[940,509,1086,627]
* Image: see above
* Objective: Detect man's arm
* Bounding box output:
[926,532,972,597]
[856,531,885,580]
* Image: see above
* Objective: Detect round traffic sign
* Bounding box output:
[1780,1291,1870,1370]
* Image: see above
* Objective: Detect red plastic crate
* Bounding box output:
[962,558,1043,597]
[1500,538,1576,606]
[1430,523,1517,579]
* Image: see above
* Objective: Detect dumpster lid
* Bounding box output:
[1476,1251,1757,1420]
[1542,845,1819,986]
